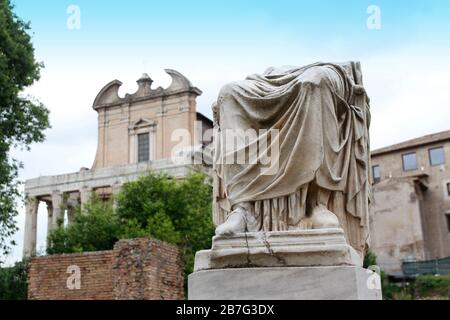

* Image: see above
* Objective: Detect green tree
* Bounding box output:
[145,211,181,244]
[415,275,450,298]
[115,172,179,228]
[171,172,215,276]
[116,171,215,276]
[0,0,50,260]
[363,249,412,300]
[0,259,28,299]
[48,171,215,282]
[47,195,120,254]
[363,250,377,268]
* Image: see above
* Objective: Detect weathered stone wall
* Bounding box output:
[369,179,425,274]
[372,141,450,259]
[28,238,184,300]
[113,238,185,300]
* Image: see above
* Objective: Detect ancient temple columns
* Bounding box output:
[66,193,80,224]
[23,183,125,257]
[45,201,54,235]
[112,183,121,195]
[112,183,122,209]
[23,197,39,257]
[51,192,64,228]
[24,191,83,257]
[23,192,65,257]
[45,201,55,250]
[80,186,92,208]
[67,208,76,224]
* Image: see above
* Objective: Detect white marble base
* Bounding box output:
[194,228,362,272]
[188,266,382,300]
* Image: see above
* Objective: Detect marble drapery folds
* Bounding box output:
[212,62,371,254]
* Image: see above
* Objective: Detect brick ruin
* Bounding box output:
[27,238,184,300]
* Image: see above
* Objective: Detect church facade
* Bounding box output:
[23,69,212,257]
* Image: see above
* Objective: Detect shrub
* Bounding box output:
[0,260,28,300]
[47,171,215,286]
[415,275,450,298]
[116,171,214,277]
[47,195,120,254]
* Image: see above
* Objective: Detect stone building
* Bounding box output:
[23,69,212,257]
[369,130,450,275]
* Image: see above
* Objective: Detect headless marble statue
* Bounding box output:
[211,62,371,257]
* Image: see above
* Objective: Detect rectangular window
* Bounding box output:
[137,133,150,162]
[446,214,450,233]
[402,152,417,171]
[429,147,445,166]
[372,165,381,183]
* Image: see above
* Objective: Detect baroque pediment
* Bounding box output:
[92,69,202,109]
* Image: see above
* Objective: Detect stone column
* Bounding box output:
[51,192,64,228]
[80,186,92,209]
[67,207,76,225]
[45,201,54,249]
[23,196,39,258]
[112,183,121,195]
[112,183,122,209]
[46,201,54,233]
[66,193,80,225]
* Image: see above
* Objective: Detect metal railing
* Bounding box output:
[402,256,450,276]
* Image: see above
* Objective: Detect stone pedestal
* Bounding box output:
[194,228,362,271]
[188,229,382,300]
[188,266,382,300]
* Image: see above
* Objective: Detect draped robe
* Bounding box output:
[212,62,371,254]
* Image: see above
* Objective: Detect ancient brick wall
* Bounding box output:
[113,238,185,299]
[28,238,184,300]
[28,250,114,300]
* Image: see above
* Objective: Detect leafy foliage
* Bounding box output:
[380,275,450,300]
[0,0,50,260]
[363,250,377,268]
[415,275,450,298]
[0,259,28,299]
[47,196,120,254]
[116,171,214,275]
[363,250,406,300]
[363,251,450,300]
[48,171,215,282]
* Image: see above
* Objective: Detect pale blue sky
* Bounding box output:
[5,0,450,264]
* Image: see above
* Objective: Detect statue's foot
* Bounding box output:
[311,204,340,229]
[215,207,247,236]
[298,217,313,230]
